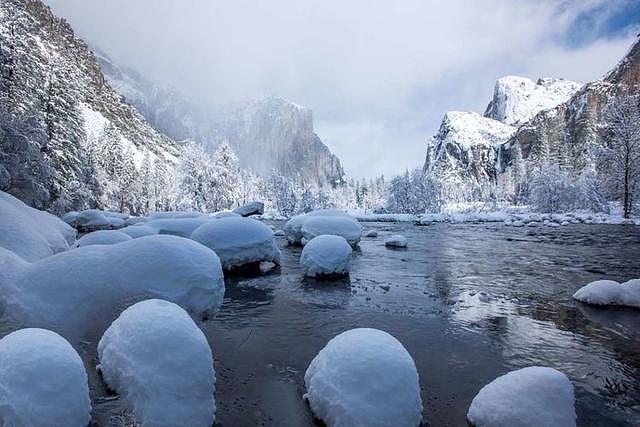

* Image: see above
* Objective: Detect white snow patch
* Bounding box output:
[301,216,362,247]
[0,191,75,261]
[76,230,132,247]
[300,235,352,277]
[4,235,225,340]
[0,328,91,426]
[304,328,422,427]
[98,299,215,427]
[573,279,640,308]
[467,366,576,427]
[145,217,213,238]
[384,235,408,248]
[191,217,281,270]
[118,225,159,239]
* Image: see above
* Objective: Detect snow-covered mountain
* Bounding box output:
[0,0,178,211]
[97,53,344,187]
[484,76,582,126]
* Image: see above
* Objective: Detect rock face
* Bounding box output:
[98,53,345,187]
[0,0,178,211]
[498,39,640,173]
[423,111,516,201]
[484,76,582,126]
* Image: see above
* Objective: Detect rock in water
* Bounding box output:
[300,235,352,277]
[98,299,215,427]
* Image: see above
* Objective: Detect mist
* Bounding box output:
[45,0,638,178]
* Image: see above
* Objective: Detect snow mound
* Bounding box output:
[304,328,422,427]
[98,299,215,427]
[573,279,640,308]
[145,217,212,238]
[192,217,281,270]
[301,216,362,247]
[485,76,582,125]
[69,209,126,231]
[364,230,378,237]
[385,235,408,248]
[211,211,241,219]
[4,235,225,339]
[0,328,91,426]
[0,191,76,261]
[233,201,264,217]
[119,225,159,238]
[300,235,352,277]
[467,366,576,427]
[76,230,133,247]
[147,211,204,219]
[285,209,353,245]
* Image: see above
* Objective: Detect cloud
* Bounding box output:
[46,0,638,178]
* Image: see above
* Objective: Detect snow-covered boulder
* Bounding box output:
[98,299,215,427]
[145,217,212,238]
[300,235,352,277]
[119,225,159,239]
[304,328,422,427]
[573,279,640,308]
[385,235,408,248]
[364,230,378,237]
[147,211,204,220]
[211,211,241,219]
[71,209,127,231]
[191,217,281,270]
[0,328,91,426]
[233,201,264,217]
[467,366,576,427]
[0,191,76,261]
[75,230,133,247]
[301,216,362,247]
[4,235,225,339]
[284,209,354,245]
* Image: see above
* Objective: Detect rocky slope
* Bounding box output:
[0,0,177,210]
[97,53,344,187]
[498,39,640,174]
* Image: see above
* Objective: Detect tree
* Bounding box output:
[600,95,640,218]
[210,141,241,210]
[527,164,578,213]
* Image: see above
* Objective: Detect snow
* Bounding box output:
[304,328,422,427]
[384,235,408,248]
[233,201,264,217]
[98,299,215,427]
[467,366,576,427]
[4,235,225,339]
[0,328,91,426]
[285,209,355,245]
[145,217,213,238]
[119,225,159,238]
[301,216,363,247]
[147,211,205,220]
[76,230,133,247]
[300,235,352,277]
[191,217,281,270]
[437,111,516,149]
[70,209,126,231]
[573,279,640,308]
[485,76,582,126]
[0,191,76,262]
[364,230,378,237]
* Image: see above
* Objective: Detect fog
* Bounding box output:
[45,0,637,178]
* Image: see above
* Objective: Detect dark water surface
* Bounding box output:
[205,222,640,427]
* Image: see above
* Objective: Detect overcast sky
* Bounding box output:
[46,0,639,179]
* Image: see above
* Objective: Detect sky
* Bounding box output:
[45,0,640,179]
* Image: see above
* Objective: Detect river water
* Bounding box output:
[200,221,640,427]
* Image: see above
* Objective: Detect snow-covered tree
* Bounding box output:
[527,164,579,213]
[210,141,241,211]
[599,95,640,217]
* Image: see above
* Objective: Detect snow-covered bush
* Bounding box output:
[0,190,75,261]
[4,235,225,339]
[527,164,579,213]
[304,328,422,427]
[191,217,281,270]
[467,366,576,427]
[76,230,132,247]
[573,279,640,308]
[300,235,352,277]
[98,299,215,427]
[387,168,443,214]
[0,328,91,426]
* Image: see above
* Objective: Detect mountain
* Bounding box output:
[484,76,582,126]
[0,0,178,211]
[498,39,640,174]
[423,71,587,201]
[97,53,344,187]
